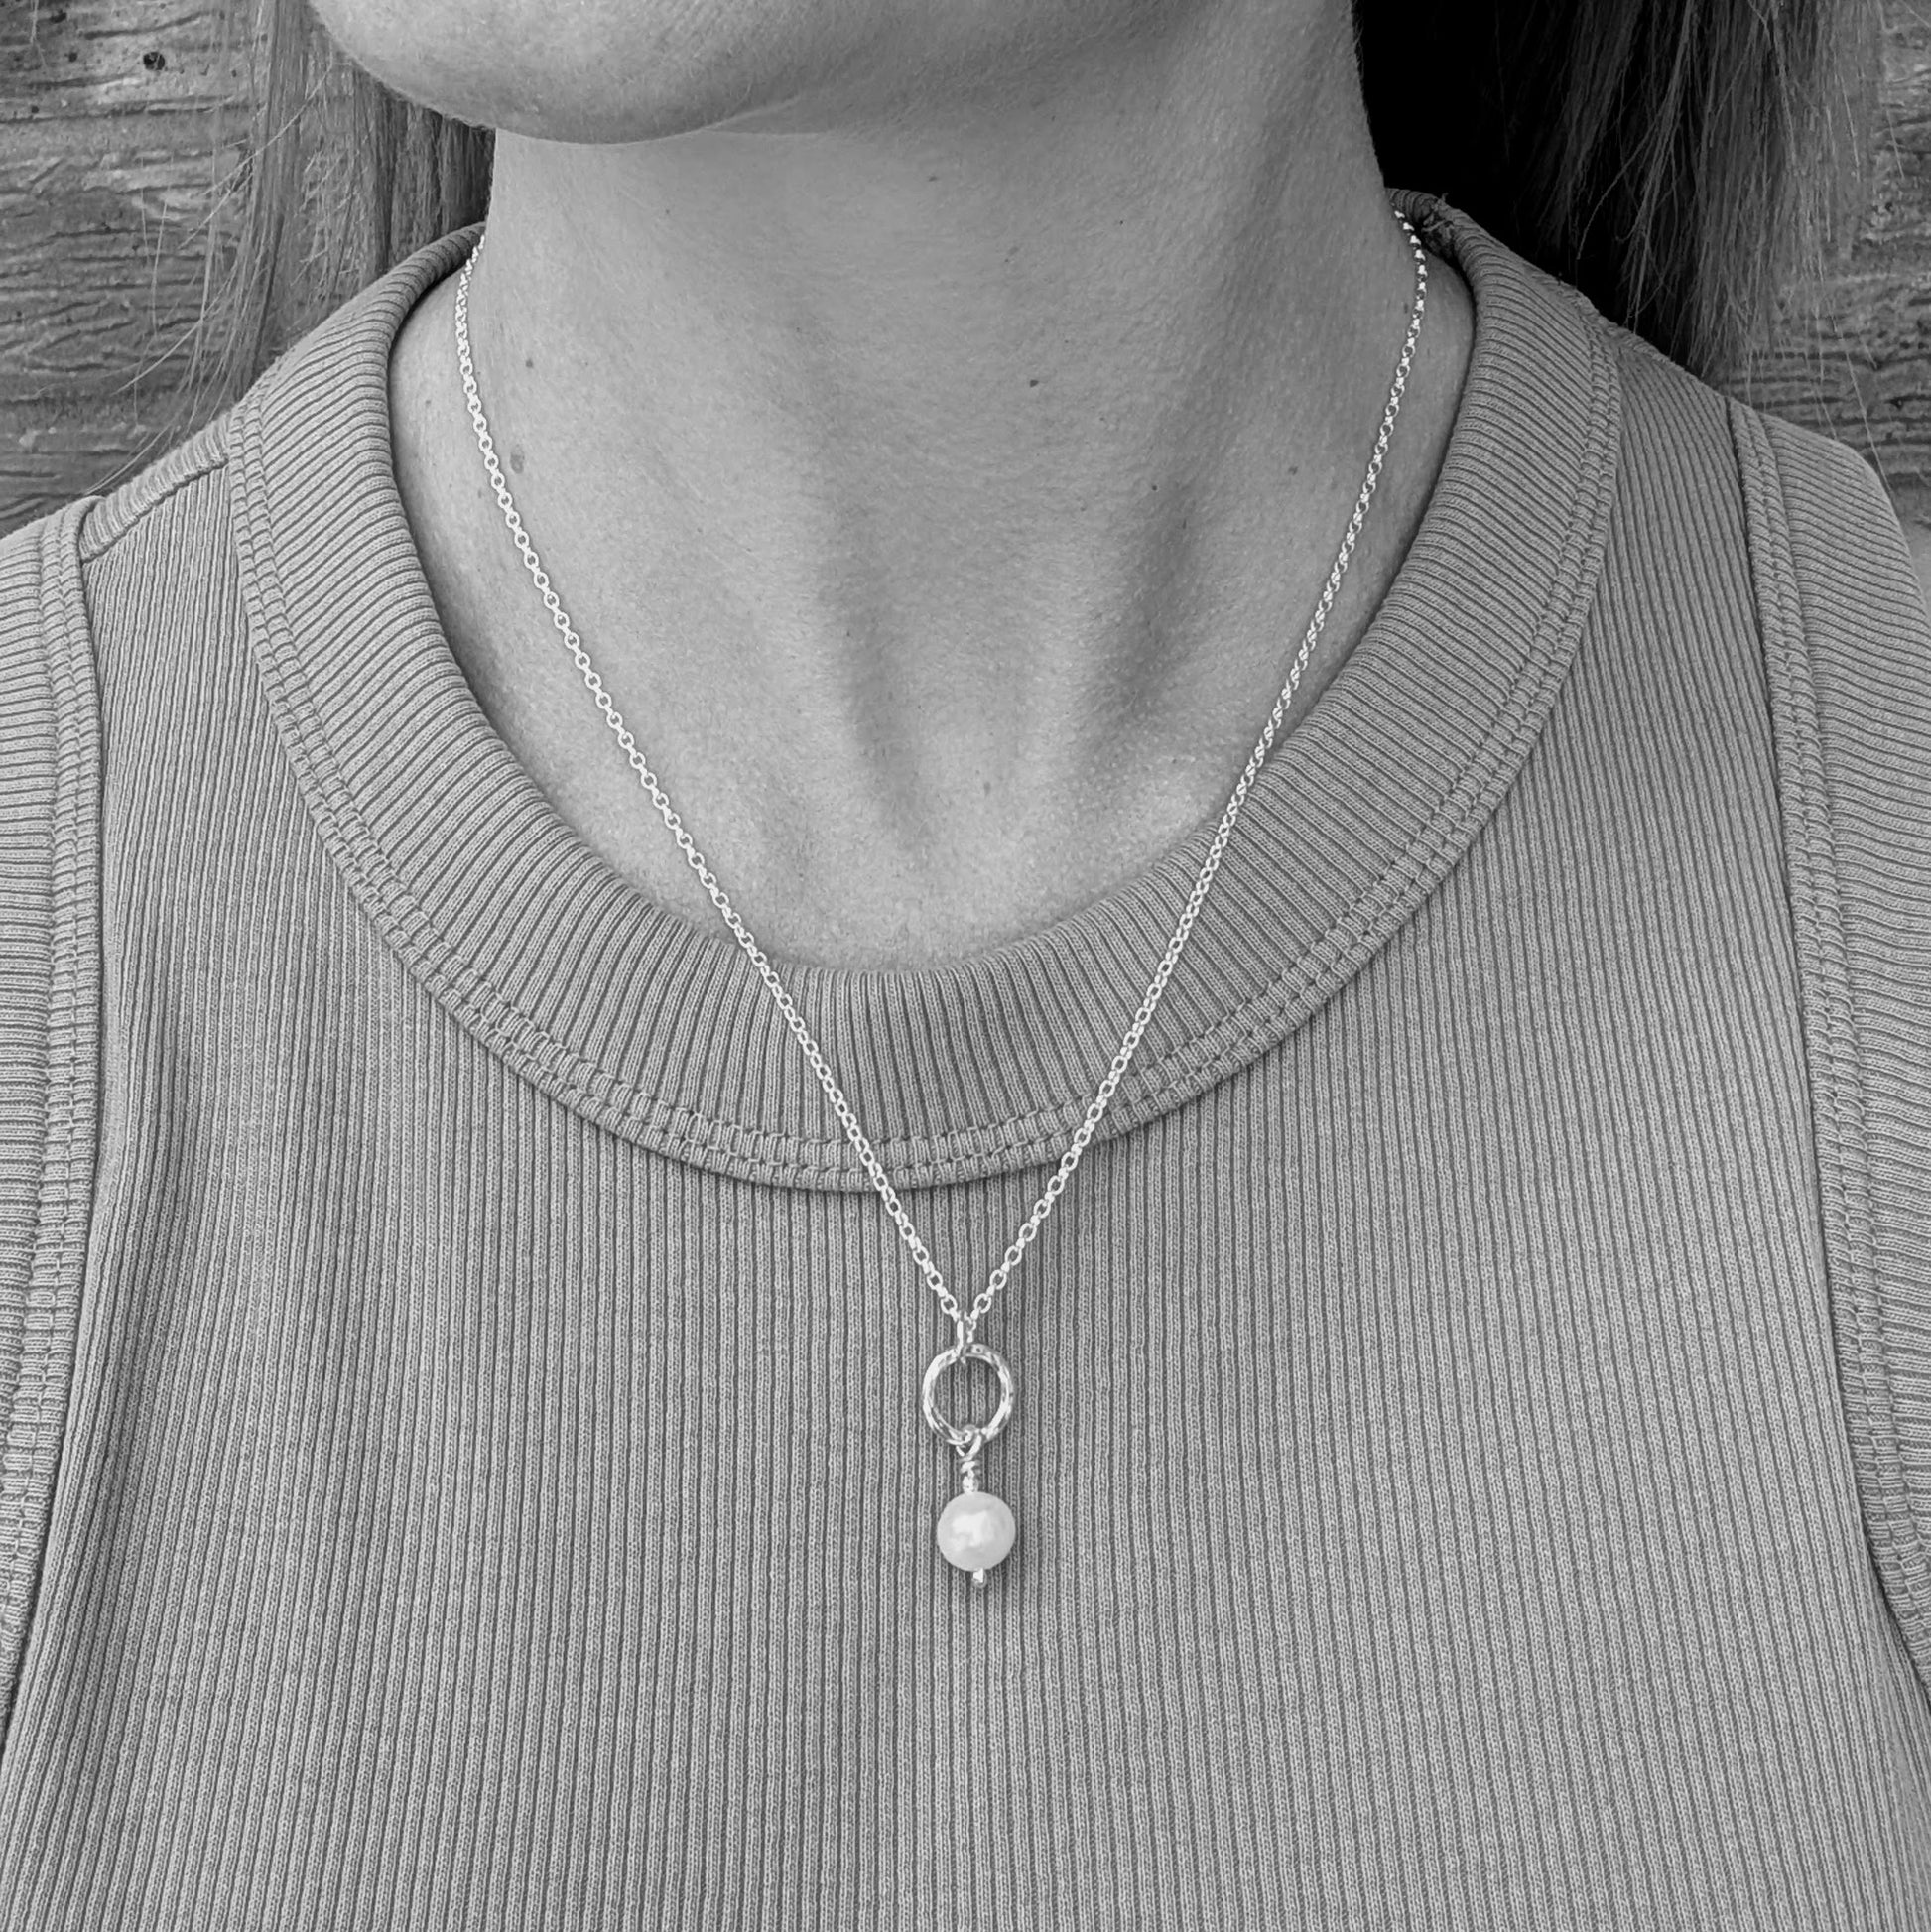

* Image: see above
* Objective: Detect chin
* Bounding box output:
[305,0,1146,143]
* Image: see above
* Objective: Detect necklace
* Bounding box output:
[452,205,1429,1589]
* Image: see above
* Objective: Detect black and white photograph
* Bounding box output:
[2,1,1929,1925]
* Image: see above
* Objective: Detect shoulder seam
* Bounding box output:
[78,435,230,564]
[1729,396,1931,1691]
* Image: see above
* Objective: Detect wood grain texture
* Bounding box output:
[2,1,249,530]
[1744,4,1931,532]
[9,0,1931,560]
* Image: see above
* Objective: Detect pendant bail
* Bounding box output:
[958,1429,986,1492]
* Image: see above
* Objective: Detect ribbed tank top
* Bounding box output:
[1,194,1929,1928]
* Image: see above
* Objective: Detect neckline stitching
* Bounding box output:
[1117,314,1618,1122]
[228,208,1624,1190]
[233,309,1617,1188]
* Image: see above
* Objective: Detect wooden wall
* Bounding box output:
[3,2,250,534]
[1743,4,1931,535]
[8,1,1931,540]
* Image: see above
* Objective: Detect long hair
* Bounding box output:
[174,0,1851,445]
[164,0,493,449]
[1356,0,1853,376]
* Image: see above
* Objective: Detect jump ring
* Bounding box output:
[920,1337,1016,1452]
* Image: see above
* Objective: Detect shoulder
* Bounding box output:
[0,446,193,1742]
[75,414,234,565]
[0,422,235,1040]
[5,408,235,587]
[1676,345,1931,1689]
[0,406,238,1313]
[2,412,236,710]
[1586,304,1912,573]
[1527,290,1931,1686]
[1720,386,1931,798]
[1580,311,1928,776]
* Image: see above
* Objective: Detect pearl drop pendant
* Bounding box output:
[922,1324,1020,1589]
[936,1487,1017,1588]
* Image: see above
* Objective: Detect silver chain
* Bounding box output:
[453,210,1427,1346]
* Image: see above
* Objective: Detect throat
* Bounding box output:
[569,761,1272,971]
[388,470,1378,970]
[386,238,1473,974]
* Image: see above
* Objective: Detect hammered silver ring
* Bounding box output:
[920,1338,1016,1452]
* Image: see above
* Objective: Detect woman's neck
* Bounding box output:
[387,0,1473,967]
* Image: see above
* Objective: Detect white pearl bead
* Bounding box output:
[936,1491,1016,1574]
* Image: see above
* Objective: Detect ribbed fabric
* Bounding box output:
[0,501,97,1766]
[0,195,1928,1928]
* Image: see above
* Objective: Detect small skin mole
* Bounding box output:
[1028,378,1041,388]
[142,48,167,71]
[509,446,526,474]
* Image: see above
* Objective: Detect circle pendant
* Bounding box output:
[920,1334,1016,1452]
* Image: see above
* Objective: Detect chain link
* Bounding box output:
[453,210,1428,1343]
